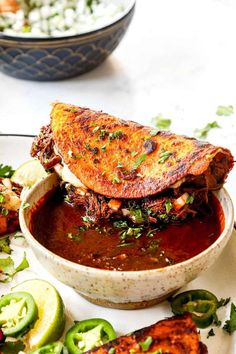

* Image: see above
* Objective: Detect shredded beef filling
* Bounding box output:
[31,124,61,169]
[31,124,222,226]
[64,183,209,225]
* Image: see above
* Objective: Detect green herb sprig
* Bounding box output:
[151,115,171,130]
[194,121,220,139]
[0,163,15,178]
[216,105,234,116]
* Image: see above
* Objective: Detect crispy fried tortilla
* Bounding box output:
[84,313,208,354]
[50,102,233,199]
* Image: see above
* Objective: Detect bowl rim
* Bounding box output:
[19,173,234,278]
[0,0,136,43]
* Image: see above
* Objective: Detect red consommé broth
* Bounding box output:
[30,189,224,271]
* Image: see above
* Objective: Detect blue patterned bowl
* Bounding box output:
[0,1,135,81]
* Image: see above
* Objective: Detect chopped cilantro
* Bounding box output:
[223,303,236,334]
[113,220,128,228]
[117,242,133,247]
[121,227,143,240]
[133,154,147,170]
[159,213,168,220]
[207,328,215,338]
[108,349,116,354]
[0,235,11,254]
[117,163,124,168]
[108,130,123,141]
[150,129,159,136]
[113,220,143,243]
[0,252,29,282]
[68,150,82,159]
[82,215,93,223]
[0,163,15,178]
[130,208,144,224]
[0,340,25,354]
[151,115,171,130]
[69,108,78,113]
[67,232,82,241]
[165,200,172,214]
[91,147,99,155]
[13,231,25,239]
[218,297,231,308]
[186,194,194,204]
[146,228,159,237]
[194,121,220,139]
[22,24,31,32]
[213,313,221,327]
[147,239,160,252]
[86,0,96,12]
[22,202,30,210]
[112,174,121,184]
[139,336,153,351]
[15,252,29,272]
[158,148,173,164]
[101,144,107,152]
[216,105,234,116]
[0,193,4,203]
[93,126,100,133]
[1,207,8,216]
[99,129,107,139]
[85,143,91,150]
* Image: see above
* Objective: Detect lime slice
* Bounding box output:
[12,279,65,351]
[11,159,47,187]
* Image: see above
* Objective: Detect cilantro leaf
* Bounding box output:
[0,252,29,282]
[151,115,171,130]
[0,340,25,354]
[207,328,215,338]
[194,121,220,139]
[186,194,195,204]
[165,200,172,214]
[218,297,231,308]
[0,163,15,178]
[82,215,93,223]
[0,235,11,254]
[15,252,29,272]
[150,129,160,136]
[131,151,138,157]
[133,154,147,170]
[139,336,153,351]
[112,174,121,184]
[158,148,173,164]
[223,302,236,334]
[216,105,234,116]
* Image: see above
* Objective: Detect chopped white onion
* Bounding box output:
[0,0,132,37]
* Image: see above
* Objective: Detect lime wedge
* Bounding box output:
[11,159,47,187]
[12,279,65,351]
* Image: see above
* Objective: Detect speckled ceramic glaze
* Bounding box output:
[0,1,135,81]
[19,173,234,309]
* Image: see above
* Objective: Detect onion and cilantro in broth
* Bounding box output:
[30,188,224,271]
[0,0,130,37]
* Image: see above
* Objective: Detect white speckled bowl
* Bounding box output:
[19,173,234,309]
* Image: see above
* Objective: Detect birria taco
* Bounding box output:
[31,102,233,225]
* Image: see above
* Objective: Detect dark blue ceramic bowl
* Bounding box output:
[0,1,135,81]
